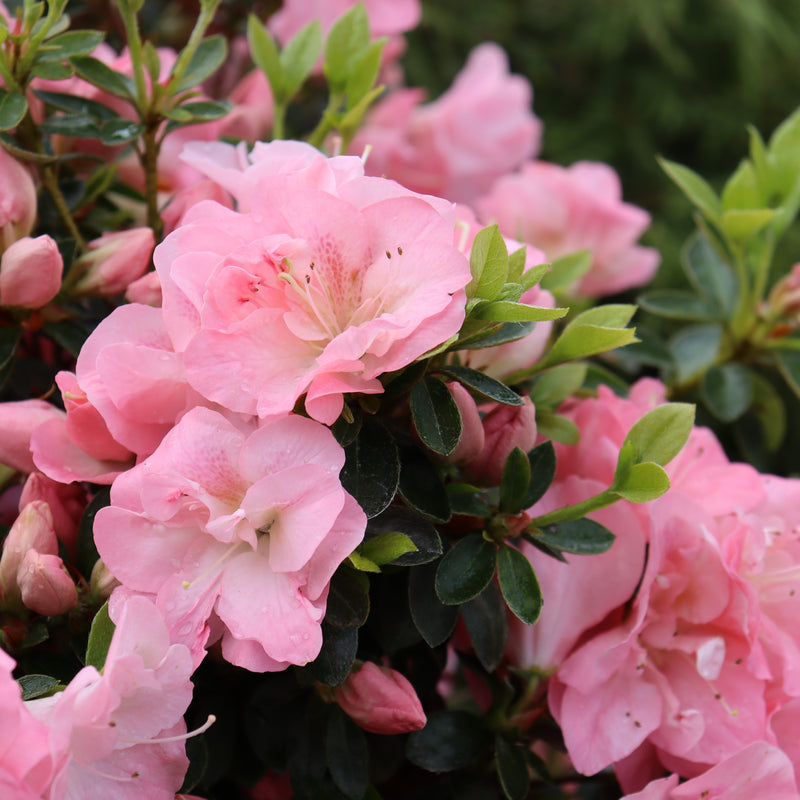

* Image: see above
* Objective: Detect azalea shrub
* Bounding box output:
[3,1,800,799]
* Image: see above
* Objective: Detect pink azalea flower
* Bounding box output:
[159,140,471,424]
[352,43,542,205]
[477,160,660,297]
[95,407,366,671]
[25,596,195,800]
[0,399,65,475]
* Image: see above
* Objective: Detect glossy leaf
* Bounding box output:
[37,29,104,60]
[70,55,136,100]
[499,447,531,514]
[326,707,369,800]
[99,118,145,145]
[669,323,722,383]
[495,736,531,800]
[340,419,399,518]
[18,674,60,701]
[637,289,720,321]
[308,623,358,687]
[440,364,523,406]
[461,581,508,671]
[366,506,442,566]
[33,89,116,120]
[0,90,28,130]
[497,545,542,624]
[521,441,557,509]
[408,560,459,647]
[613,461,671,502]
[397,444,450,523]
[407,711,488,773]
[410,376,462,456]
[467,224,509,300]
[359,531,417,566]
[170,35,227,94]
[533,518,615,555]
[681,232,738,315]
[621,402,695,467]
[325,567,370,628]
[435,534,497,605]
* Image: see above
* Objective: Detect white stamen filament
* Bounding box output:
[181,542,246,590]
[118,714,217,745]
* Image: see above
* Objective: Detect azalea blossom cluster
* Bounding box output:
[0,0,767,798]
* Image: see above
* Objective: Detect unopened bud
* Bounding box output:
[0,149,37,251]
[17,550,77,616]
[0,235,63,309]
[69,228,154,297]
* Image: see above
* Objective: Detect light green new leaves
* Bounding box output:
[85,601,116,671]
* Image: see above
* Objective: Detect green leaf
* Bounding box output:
[33,89,117,120]
[500,447,531,514]
[507,246,528,283]
[0,90,28,130]
[247,15,285,98]
[497,545,542,624]
[30,61,73,80]
[325,567,370,628]
[472,300,567,322]
[344,38,384,108]
[540,249,592,292]
[85,601,115,670]
[397,443,450,523]
[621,402,695,467]
[534,518,616,555]
[658,156,721,220]
[721,208,778,240]
[777,350,800,399]
[447,483,494,518]
[37,29,105,60]
[439,365,524,406]
[721,160,760,211]
[18,674,60,701]
[613,461,671,502]
[521,441,556,509]
[39,113,102,138]
[308,623,358,686]
[281,20,323,98]
[99,118,145,145]
[702,364,754,422]
[518,262,551,292]
[366,506,442,566]
[495,736,531,800]
[170,35,227,94]
[410,376,463,456]
[435,534,497,605]
[637,289,721,321]
[76,487,110,578]
[669,323,723,383]
[535,411,580,445]
[171,100,231,122]
[407,711,488,773]
[408,560,459,647]
[324,2,370,91]
[530,363,587,407]
[348,551,381,572]
[340,418,399,518]
[359,530,417,566]
[568,304,637,329]
[326,707,369,800]
[542,324,637,367]
[461,581,508,671]
[70,55,136,100]
[467,224,509,300]
[747,371,786,452]
[142,40,161,85]
[681,231,739,315]
[461,321,535,350]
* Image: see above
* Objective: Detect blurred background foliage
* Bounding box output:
[403,0,800,285]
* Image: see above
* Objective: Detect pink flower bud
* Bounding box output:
[0,500,58,606]
[768,263,800,318]
[0,399,65,474]
[20,472,87,557]
[17,549,77,616]
[468,398,538,486]
[0,234,63,308]
[0,149,37,251]
[334,662,427,735]
[123,270,162,306]
[89,558,119,602]
[69,227,154,296]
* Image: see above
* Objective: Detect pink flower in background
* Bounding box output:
[335,662,427,734]
[0,235,63,309]
[0,148,37,252]
[95,407,366,671]
[352,43,541,205]
[0,399,65,475]
[477,160,660,297]
[26,596,195,800]
[160,139,471,424]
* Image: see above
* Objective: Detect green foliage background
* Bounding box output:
[402,0,800,282]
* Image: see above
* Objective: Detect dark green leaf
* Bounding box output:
[397,444,450,523]
[461,581,508,671]
[340,419,399,518]
[18,674,60,701]
[366,506,442,566]
[637,289,720,321]
[702,364,753,422]
[308,623,358,687]
[447,483,493,518]
[30,61,73,80]
[669,323,722,383]
[42,320,91,358]
[534,518,615,555]
[99,118,145,145]
[70,55,136,100]
[326,707,369,799]
[521,441,556,509]
[0,327,21,373]
[33,89,117,120]
[777,350,800,399]
[0,90,28,130]
[408,560,459,647]
[747,371,786,452]
[85,601,115,670]
[495,736,530,800]
[170,35,227,94]
[39,113,102,138]
[406,711,487,773]
[682,231,738,315]
[174,99,232,122]
[497,545,542,624]
[500,447,531,514]
[76,486,110,578]
[410,376,462,456]
[462,321,535,350]
[37,29,105,60]
[439,365,524,406]
[435,534,497,605]
[325,566,370,628]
